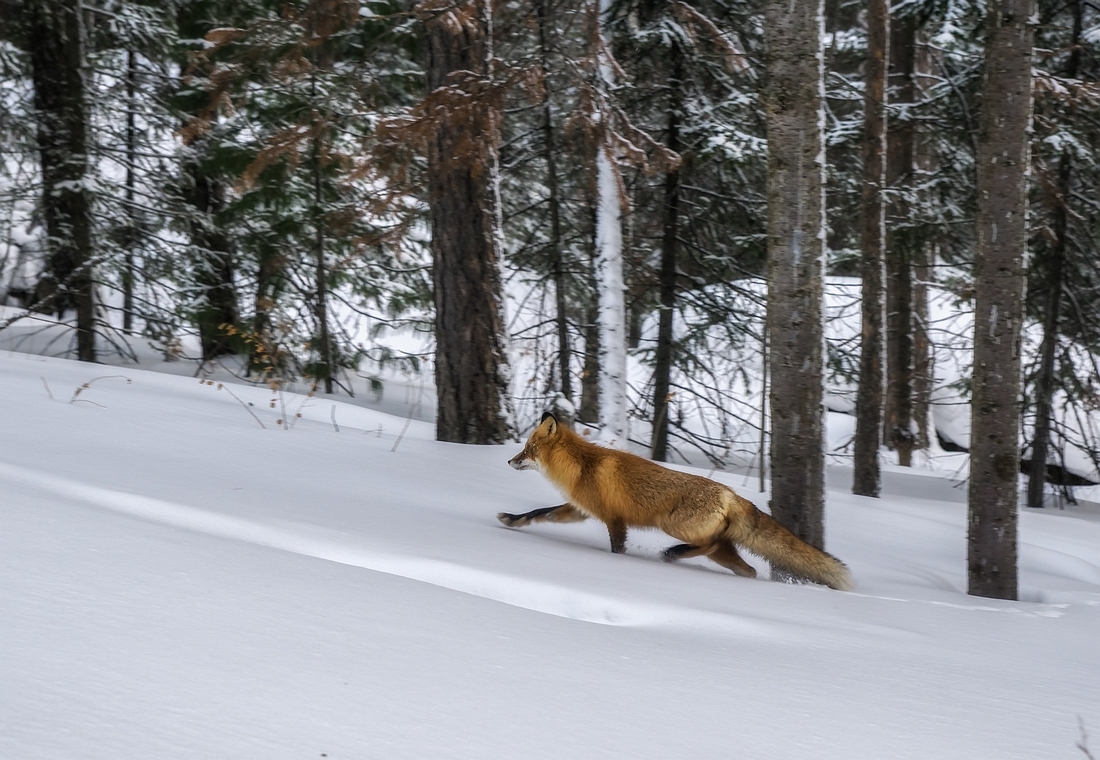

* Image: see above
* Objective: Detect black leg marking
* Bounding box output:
[498,503,582,528]
[663,543,699,563]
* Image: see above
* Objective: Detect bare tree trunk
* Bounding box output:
[534,0,571,403]
[853,0,888,497]
[313,135,334,394]
[968,0,1033,600]
[912,33,937,453]
[27,0,95,361]
[650,44,682,463]
[593,0,627,447]
[763,0,827,550]
[310,64,334,394]
[123,49,137,335]
[885,14,916,466]
[251,244,283,375]
[578,302,601,425]
[1028,0,1080,509]
[912,243,933,450]
[426,0,512,444]
[187,167,239,362]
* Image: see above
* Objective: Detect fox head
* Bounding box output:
[508,412,561,471]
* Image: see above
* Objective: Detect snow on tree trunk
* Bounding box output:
[594,142,627,448]
[968,0,1033,600]
[26,0,96,362]
[593,0,627,448]
[853,0,889,497]
[426,0,513,445]
[884,15,916,467]
[1028,1,1080,508]
[763,0,827,550]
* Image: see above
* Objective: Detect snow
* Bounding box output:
[2,349,1099,759]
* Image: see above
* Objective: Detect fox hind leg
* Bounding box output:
[663,540,756,578]
[662,543,712,562]
[497,503,588,528]
[708,539,757,578]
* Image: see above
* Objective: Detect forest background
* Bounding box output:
[2,0,1098,601]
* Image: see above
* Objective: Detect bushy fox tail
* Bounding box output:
[727,509,853,591]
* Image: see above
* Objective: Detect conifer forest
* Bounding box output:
[3,0,1100,602]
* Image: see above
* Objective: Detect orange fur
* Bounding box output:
[499,414,853,591]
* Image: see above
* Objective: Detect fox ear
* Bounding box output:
[539,411,559,435]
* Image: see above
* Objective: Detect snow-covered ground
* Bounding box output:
[2,349,1099,759]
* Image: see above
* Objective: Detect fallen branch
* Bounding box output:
[70,375,132,404]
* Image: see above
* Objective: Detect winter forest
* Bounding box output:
[4,0,1100,755]
[4,0,1100,597]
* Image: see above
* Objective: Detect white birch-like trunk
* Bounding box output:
[592,0,627,448]
[482,0,517,438]
[595,142,627,447]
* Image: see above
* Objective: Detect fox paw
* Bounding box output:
[497,512,521,527]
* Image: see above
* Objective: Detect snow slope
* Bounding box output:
[2,350,1099,759]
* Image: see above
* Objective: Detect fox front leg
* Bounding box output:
[498,503,588,528]
[606,519,627,554]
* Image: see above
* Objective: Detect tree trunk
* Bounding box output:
[426,0,512,444]
[251,245,283,375]
[912,31,936,453]
[313,133,334,394]
[27,0,95,361]
[650,44,683,463]
[853,0,888,497]
[593,0,627,447]
[885,14,916,466]
[763,0,827,550]
[1027,0,1080,509]
[310,62,334,394]
[123,48,137,335]
[187,166,239,362]
[968,0,1033,600]
[594,142,627,447]
[578,300,601,425]
[535,0,571,403]
[912,242,933,450]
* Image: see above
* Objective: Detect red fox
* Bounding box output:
[499,413,852,591]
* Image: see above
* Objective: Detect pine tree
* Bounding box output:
[968,0,1033,600]
[424,0,513,443]
[764,0,827,549]
[853,0,889,496]
[15,0,97,360]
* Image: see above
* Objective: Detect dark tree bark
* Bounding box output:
[186,165,239,362]
[1027,0,1080,509]
[577,204,601,426]
[312,131,334,394]
[968,0,1033,600]
[763,0,827,550]
[884,14,916,466]
[1027,153,1070,509]
[426,0,512,444]
[578,301,601,425]
[912,242,933,449]
[853,0,889,497]
[26,0,96,361]
[650,44,683,463]
[912,33,937,452]
[309,48,335,394]
[251,244,284,375]
[123,49,137,335]
[534,0,571,403]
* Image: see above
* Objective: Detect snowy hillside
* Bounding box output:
[2,350,1099,759]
